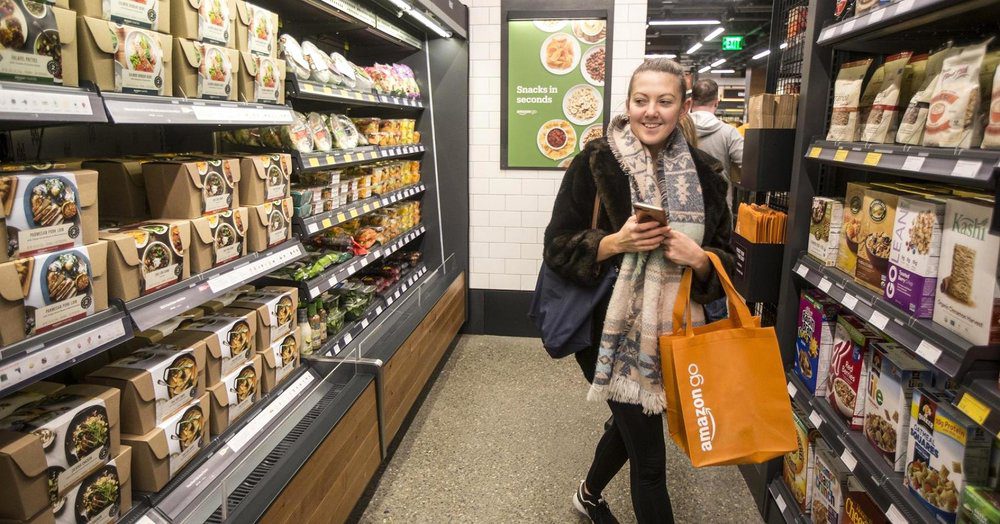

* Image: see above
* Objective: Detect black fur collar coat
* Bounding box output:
[542,137,735,306]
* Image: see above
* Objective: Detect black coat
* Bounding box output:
[542,137,735,307]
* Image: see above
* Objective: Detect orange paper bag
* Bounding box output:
[660,252,797,467]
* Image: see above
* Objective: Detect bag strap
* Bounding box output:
[672,251,754,334]
[591,194,601,229]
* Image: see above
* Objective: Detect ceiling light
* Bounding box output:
[698,65,711,73]
[409,9,452,38]
[703,27,725,41]
[649,19,721,26]
[752,49,771,60]
[645,54,677,59]
[711,69,735,74]
[779,42,788,49]
[686,42,703,54]
[710,58,726,67]
[387,0,411,11]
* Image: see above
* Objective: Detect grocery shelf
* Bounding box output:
[0,81,107,127]
[805,140,998,190]
[767,478,809,524]
[786,374,934,524]
[125,240,307,331]
[287,79,425,109]
[816,0,1000,49]
[294,183,426,237]
[793,254,1000,378]
[292,144,425,172]
[101,92,296,125]
[953,379,1000,437]
[0,307,133,397]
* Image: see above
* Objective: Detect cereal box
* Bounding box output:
[795,290,840,396]
[856,188,902,292]
[784,406,820,513]
[906,388,992,523]
[886,195,946,317]
[933,198,1000,346]
[957,485,1000,524]
[837,182,870,277]
[809,197,844,266]
[864,341,932,471]
[828,315,881,430]
[812,441,852,524]
[843,481,889,523]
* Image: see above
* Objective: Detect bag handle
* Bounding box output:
[591,194,601,229]
[672,251,754,335]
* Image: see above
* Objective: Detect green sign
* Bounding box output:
[722,35,744,51]
[505,19,608,169]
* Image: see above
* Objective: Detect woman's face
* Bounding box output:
[627,71,691,149]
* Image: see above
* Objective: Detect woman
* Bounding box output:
[543,58,734,523]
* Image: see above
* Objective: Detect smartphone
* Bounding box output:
[634,202,668,226]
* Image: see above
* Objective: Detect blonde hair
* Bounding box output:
[678,113,698,147]
[626,58,688,106]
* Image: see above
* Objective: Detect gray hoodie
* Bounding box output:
[690,110,743,179]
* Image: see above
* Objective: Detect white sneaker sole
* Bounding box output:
[573,490,591,520]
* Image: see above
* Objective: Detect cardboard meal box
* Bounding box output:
[783,406,819,514]
[0,382,64,421]
[0,170,99,263]
[142,157,241,219]
[811,441,852,524]
[234,1,275,56]
[77,18,172,96]
[70,0,170,32]
[237,52,284,104]
[855,187,903,292]
[170,309,256,385]
[933,198,1000,346]
[171,0,236,47]
[245,198,292,252]
[239,154,291,206]
[0,241,108,346]
[87,341,207,435]
[885,194,946,318]
[842,479,889,524]
[188,208,247,272]
[228,286,297,350]
[207,354,260,435]
[100,219,191,302]
[0,3,77,87]
[0,384,121,521]
[958,485,1000,524]
[260,328,299,393]
[863,342,932,472]
[196,284,255,314]
[110,307,204,361]
[906,388,992,522]
[808,197,843,266]
[82,159,149,221]
[794,290,839,396]
[828,315,881,430]
[173,38,239,101]
[837,182,871,278]
[121,393,208,493]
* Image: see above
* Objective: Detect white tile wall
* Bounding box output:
[467,0,648,290]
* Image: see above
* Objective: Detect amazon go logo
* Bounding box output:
[688,364,716,452]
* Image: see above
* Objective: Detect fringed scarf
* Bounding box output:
[587,115,706,415]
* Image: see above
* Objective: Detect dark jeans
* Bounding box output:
[703,296,728,323]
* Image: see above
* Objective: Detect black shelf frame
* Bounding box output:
[816,0,1000,49]
[0,81,108,127]
[286,78,425,109]
[294,183,426,237]
[953,378,1000,437]
[292,144,425,172]
[767,477,810,524]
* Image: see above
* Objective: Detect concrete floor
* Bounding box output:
[359,335,763,523]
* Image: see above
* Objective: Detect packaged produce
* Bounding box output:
[828,315,880,430]
[885,194,945,318]
[784,407,820,513]
[0,170,99,263]
[958,485,1000,524]
[121,393,208,492]
[170,309,256,385]
[87,341,206,435]
[171,0,236,46]
[855,187,901,292]
[229,285,297,349]
[395,63,419,98]
[924,39,993,148]
[330,115,361,149]
[812,441,851,523]
[327,52,356,88]
[208,355,259,435]
[981,57,1000,149]
[808,197,843,266]
[239,154,291,206]
[100,219,191,301]
[864,342,932,471]
[0,2,77,87]
[306,112,333,152]
[842,480,888,523]
[238,53,285,104]
[142,157,240,219]
[84,159,150,221]
[278,34,309,81]
[234,0,276,57]
[260,328,299,393]
[280,112,314,153]
[833,0,855,22]
[906,388,992,521]
[933,198,1000,346]
[187,208,246,272]
[827,58,874,142]
[78,18,172,96]
[173,38,238,101]
[300,40,332,84]
[795,291,839,396]
[861,52,912,143]
[897,46,953,145]
[0,384,121,521]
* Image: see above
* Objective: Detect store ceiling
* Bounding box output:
[645,0,774,76]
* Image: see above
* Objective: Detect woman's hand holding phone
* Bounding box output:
[612,215,670,254]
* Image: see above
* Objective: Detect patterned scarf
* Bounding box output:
[588,115,706,415]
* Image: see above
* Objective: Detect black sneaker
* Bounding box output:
[573,481,619,523]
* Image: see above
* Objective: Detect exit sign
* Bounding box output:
[722,36,744,50]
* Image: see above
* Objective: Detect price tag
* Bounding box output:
[833,149,850,162]
[308,157,320,168]
[869,7,886,23]
[868,310,890,330]
[322,218,332,229]
[344,333,353,345]
[376,306,383,315]
[842,19,856,33]
[809,410,823,428]
[361,318,369,329]
[347,264,357,275]
[915,340,942,364]
[394,291,401,299]
[328,276,338,287]
[381,198,390,206]
[863,152,882,166]
[137,516,158,524]
[326,155,336,165]
[886,504,907,524]
[952,160,982,179]
[362,204,371,213]
[957,393,991,425]
[308,287,319,298]
[902,155,926,172]
[350,209,359,218]
[896,0,914,12]
[795,265,809,278]
[337,213,347,223]
[842,294,859,310]
[307,223,319,234]
[387,297,394,306]
[808,146,823,158]
[787,381,797,398]
[840,448,858,471]
[344,153,354,162]
[775,493,787,513]
[819,278,833,293]
[332,344,341,355]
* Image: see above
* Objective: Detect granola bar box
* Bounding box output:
[100,219,191,301]
[828,315,881,430]
[933,198,1000,346]
[0,170,99,263]
[783,406,820,513]
[906,387,991,523]
[170,308,256,385]
[885,194,946,318]
[121,393,208,493]
[142,157,241,219]
[863,341,932,472]
[188,208,247,273]
[957,485,1000,524]
[812,441,852,524]
[207,354,260,436]
[808,197,843,266]
[794,290,839,396]
[78,18,173,96]
[837,182,871,277]
[855,187,902,292]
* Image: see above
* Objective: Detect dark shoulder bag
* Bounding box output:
[529,195,617,359]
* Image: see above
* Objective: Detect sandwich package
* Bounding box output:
[0,384,121,521]
[897,46,953,145]
[860,51,912,143]
[924,39,993,148]
[885,194,945,318]
[208,354,260,435]
[170,0,236,47]
[188,208,247,272]
[234,1,276,57]
[828,315,880,430]
[863,342,932,471]
[933,198,1000,346]
[0,242,108,345]
[836,182,870,277]
[171,308,256,385]
[121,393,208,492]
[808,197,843,266]
[0,2,78,87]
[70,0,170,31]
[228,286,297,350]
[827,58,873,142]
[238,154,291,206]
[141,157,241,219]
[784,407,820,513]
[260,328,300,393]
[83,159,149,221]
[78,18,172,96]
[0,170,99,263]
[86,341,207,435]
[794,290,839,396]
[244,198,292,252]
[173,38,239,101]
[238,53,285,104]
[100,219,191,301]
[811,441,852,524]
[855,187,901,292]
